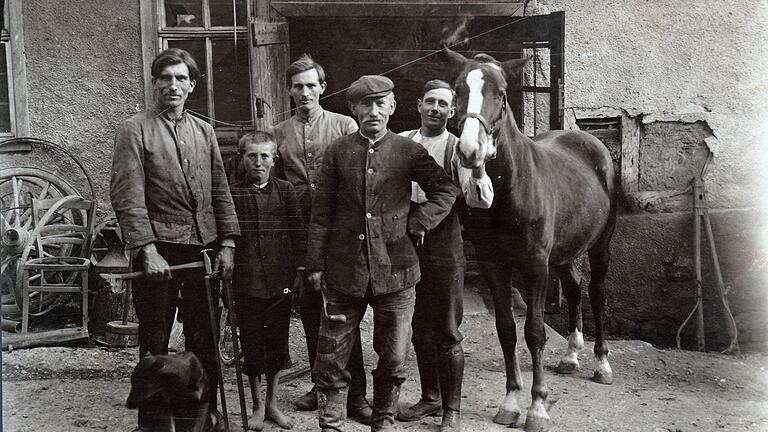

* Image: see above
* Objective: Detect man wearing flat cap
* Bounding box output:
[305,75,459,432]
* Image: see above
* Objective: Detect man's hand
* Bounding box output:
[214,246,235,281]
[142,243,171,281]
[408,224,427,247]
[471,165,487,179]
[307,271,326,292]
[292,271,305,298]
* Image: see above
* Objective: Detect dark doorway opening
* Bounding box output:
[288,13,563,134]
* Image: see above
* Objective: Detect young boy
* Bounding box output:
[229,131,306,430]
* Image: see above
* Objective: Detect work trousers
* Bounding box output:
[300,287,367,397]
[314,286,416,431]
[131,243,220,428]
[412,265,464,352]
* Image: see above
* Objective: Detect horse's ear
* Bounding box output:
[501,57,532,81]
[437,46,468,84]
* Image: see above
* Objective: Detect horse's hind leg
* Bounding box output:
[479,259,524,425]
[553,263,585,374]
[588,235,613,385]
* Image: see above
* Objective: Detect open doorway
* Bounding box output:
[287,13,564,134]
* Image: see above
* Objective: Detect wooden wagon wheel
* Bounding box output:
[0,137,94,321]
[0,169,85,317]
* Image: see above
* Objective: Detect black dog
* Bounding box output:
[126,352,225,432]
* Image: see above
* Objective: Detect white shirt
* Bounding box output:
[400,129,493,209]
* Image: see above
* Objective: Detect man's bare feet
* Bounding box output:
[266,404,294,429]
[247,403,265,431]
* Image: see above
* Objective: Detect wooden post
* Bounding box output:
[249,0,291,130]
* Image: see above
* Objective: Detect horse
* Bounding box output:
[441,48,617,431]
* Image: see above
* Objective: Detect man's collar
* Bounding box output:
[359,129,388,145]
[295,105,323,124]
[419,127,448,139]
[153,104,188,123]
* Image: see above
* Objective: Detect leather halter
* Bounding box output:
[458,93,507,137]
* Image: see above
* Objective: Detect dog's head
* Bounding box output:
[126,352,208,409]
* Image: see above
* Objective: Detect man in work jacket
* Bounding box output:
[110,48,240,431]
[305,75,459,432]
[272,54,372,424]
[396,80,494,432]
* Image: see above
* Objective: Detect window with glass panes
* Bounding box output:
[158,0,251,128]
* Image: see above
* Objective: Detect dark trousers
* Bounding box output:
[412,265,464,352]
[314,286,415,431]
[131,243,219,427]
[300,287,367,398]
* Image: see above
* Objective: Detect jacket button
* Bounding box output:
[368,148,374,154]
[358,234,365,240]
[366,213,372,219]
[367,168,374,174]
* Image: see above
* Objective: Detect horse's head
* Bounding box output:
[442,48,529,169]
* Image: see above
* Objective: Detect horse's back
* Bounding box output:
[533,130,615,195]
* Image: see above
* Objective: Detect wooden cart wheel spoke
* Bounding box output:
[0,167,85,318]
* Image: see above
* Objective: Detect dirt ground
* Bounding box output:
[3,291,768,432]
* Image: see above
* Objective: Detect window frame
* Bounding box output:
[141,0,254,135]
[1,0,29,139]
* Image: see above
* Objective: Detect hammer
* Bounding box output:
[312,272,347,324]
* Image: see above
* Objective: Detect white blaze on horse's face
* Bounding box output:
[458,69,486,168]
[458,67,496,169]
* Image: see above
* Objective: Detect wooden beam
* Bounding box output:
[270,1,525,17]
[621,114,640,193]
[8,0,28,136]
[139,0,159,107]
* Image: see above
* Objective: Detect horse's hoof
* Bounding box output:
[592,370,613,385]
[493,408,520,425]
[555,360,578,374]
[524,414,550,432]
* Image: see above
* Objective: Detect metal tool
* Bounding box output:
[220,278,249,431]
[99,260,204,289]
[200,249,230,432]
[676,155,739,353]
[321,291,347,323]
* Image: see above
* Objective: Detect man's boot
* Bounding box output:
[317,386,347,432]
[295,385,318,411]
[371,380,402,432]
[347,394,373,425]
[438,344,465,432]
[396,345,442,421]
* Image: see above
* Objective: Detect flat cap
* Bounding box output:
[347,75,394,102]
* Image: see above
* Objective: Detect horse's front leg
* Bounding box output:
[521,259,551,432]
[478,259,524,426]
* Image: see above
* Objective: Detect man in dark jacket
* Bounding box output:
[110,48,240,431]
[272,55,370,423]
[305,75,459,432]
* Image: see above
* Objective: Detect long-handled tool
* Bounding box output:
[200,249,231,432]
[99,261,205,289]
[676,155,739,353]
[220,278,249,431]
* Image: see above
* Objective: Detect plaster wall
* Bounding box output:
[537,0,768,210]
[22,0,144,210]
[530,0,768,350]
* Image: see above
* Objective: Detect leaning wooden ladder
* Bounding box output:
[676,155,739,353]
